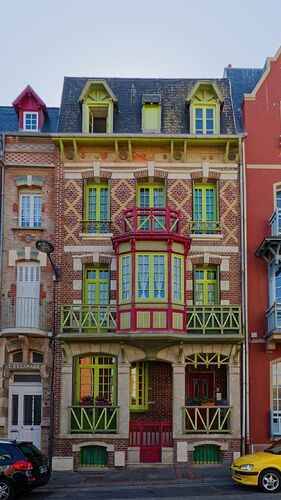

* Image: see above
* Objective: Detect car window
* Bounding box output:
[0,446,14,460]
[265,442,281,454]
[17,443,44,459]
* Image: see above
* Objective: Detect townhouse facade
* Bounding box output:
[227,47,281,452]
[0,87,59,452]
[50,77,243,470]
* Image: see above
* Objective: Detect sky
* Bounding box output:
[0,0,281,107]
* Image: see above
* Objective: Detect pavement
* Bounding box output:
[46,464,232,489]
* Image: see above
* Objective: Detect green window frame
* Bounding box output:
[85,183,109,233]
[142,104,161,132]
[172,255,184,303]
[194,105,216,134]
[194,267,219,305]
[75,355,117,405]
[120,255,131,303]
[137,253,167,301]
[83,267,109,305]
[130,361,148,411]
[137,183,165,208]
[193,183,217,233]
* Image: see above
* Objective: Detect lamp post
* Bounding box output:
[36,239,60,468]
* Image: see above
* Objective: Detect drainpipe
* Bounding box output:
[239,135,249,455]
[0,134,5,292]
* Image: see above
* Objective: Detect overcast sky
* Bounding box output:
[1,0,280,106]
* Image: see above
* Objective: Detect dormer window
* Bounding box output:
[79,80,118,134]
[142,94,161,133]
[186,81,224,135]
[23,112,39,131]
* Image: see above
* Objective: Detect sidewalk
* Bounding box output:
[45,465,232,489]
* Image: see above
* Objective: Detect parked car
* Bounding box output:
[0,440,50,499]
[231,440,281,493]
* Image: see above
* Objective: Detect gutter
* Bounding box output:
[0,134,5,291]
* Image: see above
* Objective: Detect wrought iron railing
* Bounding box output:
[69,405,119,433]
[190,220,222,234]
[81,220,112,234]
[269,208,281,236]
[267,303,281,333]
[122,207,180,234]
[61,304,117,333]
[1,298,52,331]
[183,406,232,433]
[187,305,241,335]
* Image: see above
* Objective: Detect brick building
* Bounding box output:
[0,86,59,451]
[49,77,243,470]
[227,46,281,452]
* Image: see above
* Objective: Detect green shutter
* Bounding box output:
[193,444,221,464]
[80,446,108,467]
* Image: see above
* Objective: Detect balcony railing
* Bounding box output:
[269,208,281,236]
[267,303,281,333]
[183,406,232,433]
[69,405,119,433]
[1,298,52,331]
[187,305,242,335]
[122,207,180,234]
[61,304,117,333]
[81,220,112,234]
[190,220,222,234]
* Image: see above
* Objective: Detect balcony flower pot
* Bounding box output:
[201,401,215,407]
[186,397,201,406]
[95,396,112,407]
[216,400,228,407]
[79,395,94,406]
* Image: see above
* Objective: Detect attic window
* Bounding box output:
[186,82,223,135]
[23,112,39,131]
[89,106,108,133]
[142,94,161,133]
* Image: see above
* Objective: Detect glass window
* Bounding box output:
[193,184,217,233]
[23,112,38,131]
[138,184,165,230]
[194,267,219,305]
[12,351,23,362]
[88,106,108,133]
[173,256,183,302]
[142,105,161,132]
[276,191,281,209]
[32,351,44,363]
[137,254,166,300]
[120,255,131,302]
[130,362,148,411]
[76,355,116,404]
[84,267,109,305]
[85,184,109,233]
[194,106,215,134]
[20,194,42,228]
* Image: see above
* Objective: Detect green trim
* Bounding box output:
[137,183,165,207]
[120,254,131,303]
[142,104,161,132]
[84,183,109,234]
[136,253,167,301]
[75,354,117,405]
[130,361,148,411]
[83,267,109,305]
[193,183,217,234]
[194,266,219,305]
[172,254,184,303]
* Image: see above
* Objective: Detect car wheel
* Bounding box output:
[0,479,15,500]
[259,469,281,493]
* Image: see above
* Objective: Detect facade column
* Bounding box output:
[60,364,72,436]
[117,363,130,437]
[172,362,185,436]
[228,363,241,437]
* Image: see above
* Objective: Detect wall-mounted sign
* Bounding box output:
[9,362,42,370]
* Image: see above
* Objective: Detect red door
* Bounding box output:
[189,372,214,400]
[129,421,172,463]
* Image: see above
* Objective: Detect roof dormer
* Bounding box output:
[186,81,224,135]
[12,85,48,132]
[79,80,118,134]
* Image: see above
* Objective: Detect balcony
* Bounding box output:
[186,305,242,336]
[69,405,119,433]
[1,298,52,332]
[190,220,222,234]
[269,208,281,236]
[61,304,116,334]
[122,207,180,234]
[183,405,232,434]
[81,220,112,234]
[267,303,281,334]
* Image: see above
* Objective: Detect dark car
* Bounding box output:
[0,440,50,499]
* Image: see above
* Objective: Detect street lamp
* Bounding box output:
[36,239,60,469]
[36,240,60,281]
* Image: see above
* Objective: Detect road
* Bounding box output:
[19,480,281,499]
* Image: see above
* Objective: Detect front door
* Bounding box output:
[8,384,42,449]
[189,372,214,401]
[16,263,40,328]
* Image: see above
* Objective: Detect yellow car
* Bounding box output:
[231,441,281,493]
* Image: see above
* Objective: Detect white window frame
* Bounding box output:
[19,193,42,228]
[23,112,39,131]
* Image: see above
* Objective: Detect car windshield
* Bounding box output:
[265,441,281,455]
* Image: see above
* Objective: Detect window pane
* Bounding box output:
[138,255,150,298]
[153,255,165,298]
[173,256,182,301]
[34,396,41,425]
[24,395,33,425]
[21,195,31,227]
[33,196,42,227]
[121,256,130,301]
[12,395,18,425]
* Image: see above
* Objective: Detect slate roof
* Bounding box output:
[224,68,263,133]
[58,77,236,135]
[0,107,59,133]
